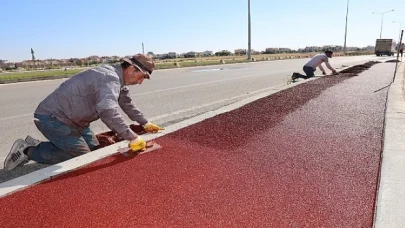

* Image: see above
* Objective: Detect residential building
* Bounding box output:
[234,49,247,55]
[184,51,198,58]
[167,52,178,58]
[202,51,213,56]
[0,59,7,67]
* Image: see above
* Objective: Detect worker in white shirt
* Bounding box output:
[291,50,337,81]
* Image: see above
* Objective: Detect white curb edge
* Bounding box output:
[0,76,314,198]
[374,61,405,228]
[0,61,383,199]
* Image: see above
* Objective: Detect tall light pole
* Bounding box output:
[372,9,394,39]
[393,21,405,41]
[248,0,252,60]
[343,0,349,54]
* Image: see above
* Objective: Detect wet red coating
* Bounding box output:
[0,62,392,227]
[95,124,146,149]
[339,61,380,76]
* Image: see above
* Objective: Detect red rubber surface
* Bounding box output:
[0,66,393,227]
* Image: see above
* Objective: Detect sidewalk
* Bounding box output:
[0,61,402,227]
[374,60,405,228]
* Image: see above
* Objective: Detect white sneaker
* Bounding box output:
[4,139,29,171]
[25,135,41,146]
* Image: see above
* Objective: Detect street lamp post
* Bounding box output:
[372,9,394,39]
[343,0,349,54]
[248,0,252,60]
[393,21,405,41]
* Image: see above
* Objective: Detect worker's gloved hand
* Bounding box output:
[143,122,164,133]
[332,69,338,75]
[128,137,146,152]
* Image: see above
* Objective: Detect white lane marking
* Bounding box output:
[1,58,379,122]
[0,83,285,123]
[0,56,389,88]
[132,70,290,97]
[191,68,223,72]
[0,70,288,121]
[148,84,284,122]
[0,113,33,121]
[0,58,381,121]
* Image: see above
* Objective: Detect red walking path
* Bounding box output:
[0,64,393,227]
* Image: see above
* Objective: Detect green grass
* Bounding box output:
[0,51,374,82]
[0,68,84,81]
[154,59,260,70]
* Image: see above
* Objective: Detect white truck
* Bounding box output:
[375,39,396,56]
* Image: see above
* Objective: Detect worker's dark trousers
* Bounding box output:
[297,66,316,79]
[28,114,99,164]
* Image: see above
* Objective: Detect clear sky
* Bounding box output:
[1,0,405,62]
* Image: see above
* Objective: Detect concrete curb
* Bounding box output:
[0,72,318,198]
[0,60,384,198]
[374,61,405,228]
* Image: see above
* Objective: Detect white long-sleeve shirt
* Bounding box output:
[304,53,334,72]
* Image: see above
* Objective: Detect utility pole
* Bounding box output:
[343,0,349,54]
[394,30,403,76]
[248,0,251,60]
[31,48,35,61]
[372,10,394,39]
[393,21,405,42]
[142,42,145,54]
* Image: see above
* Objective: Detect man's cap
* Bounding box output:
[123,54,155,79]
[325,50,333,58]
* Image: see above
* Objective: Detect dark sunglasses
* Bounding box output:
[131,66,149,79]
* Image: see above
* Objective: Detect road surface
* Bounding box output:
[0,61,395,227]
[0,55,391,181]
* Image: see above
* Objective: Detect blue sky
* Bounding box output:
[1,0,404,62]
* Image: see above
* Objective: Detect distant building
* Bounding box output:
[167,52,178,58]
[184,51,198,58]
[146,52,156,58]
[215,50,232,56]
[0,59,7,67]
[202,50,213,56]
[88,55,101,63]
[264,47,291,54]
[234,49,247,55]
[365,46,375,51]
[298,46,322,52]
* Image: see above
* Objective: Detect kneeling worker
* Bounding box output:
[291,50,337,81]
[4,54,164,171]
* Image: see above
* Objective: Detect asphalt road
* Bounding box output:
[0,60,394,227]
[0,55,391,181]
